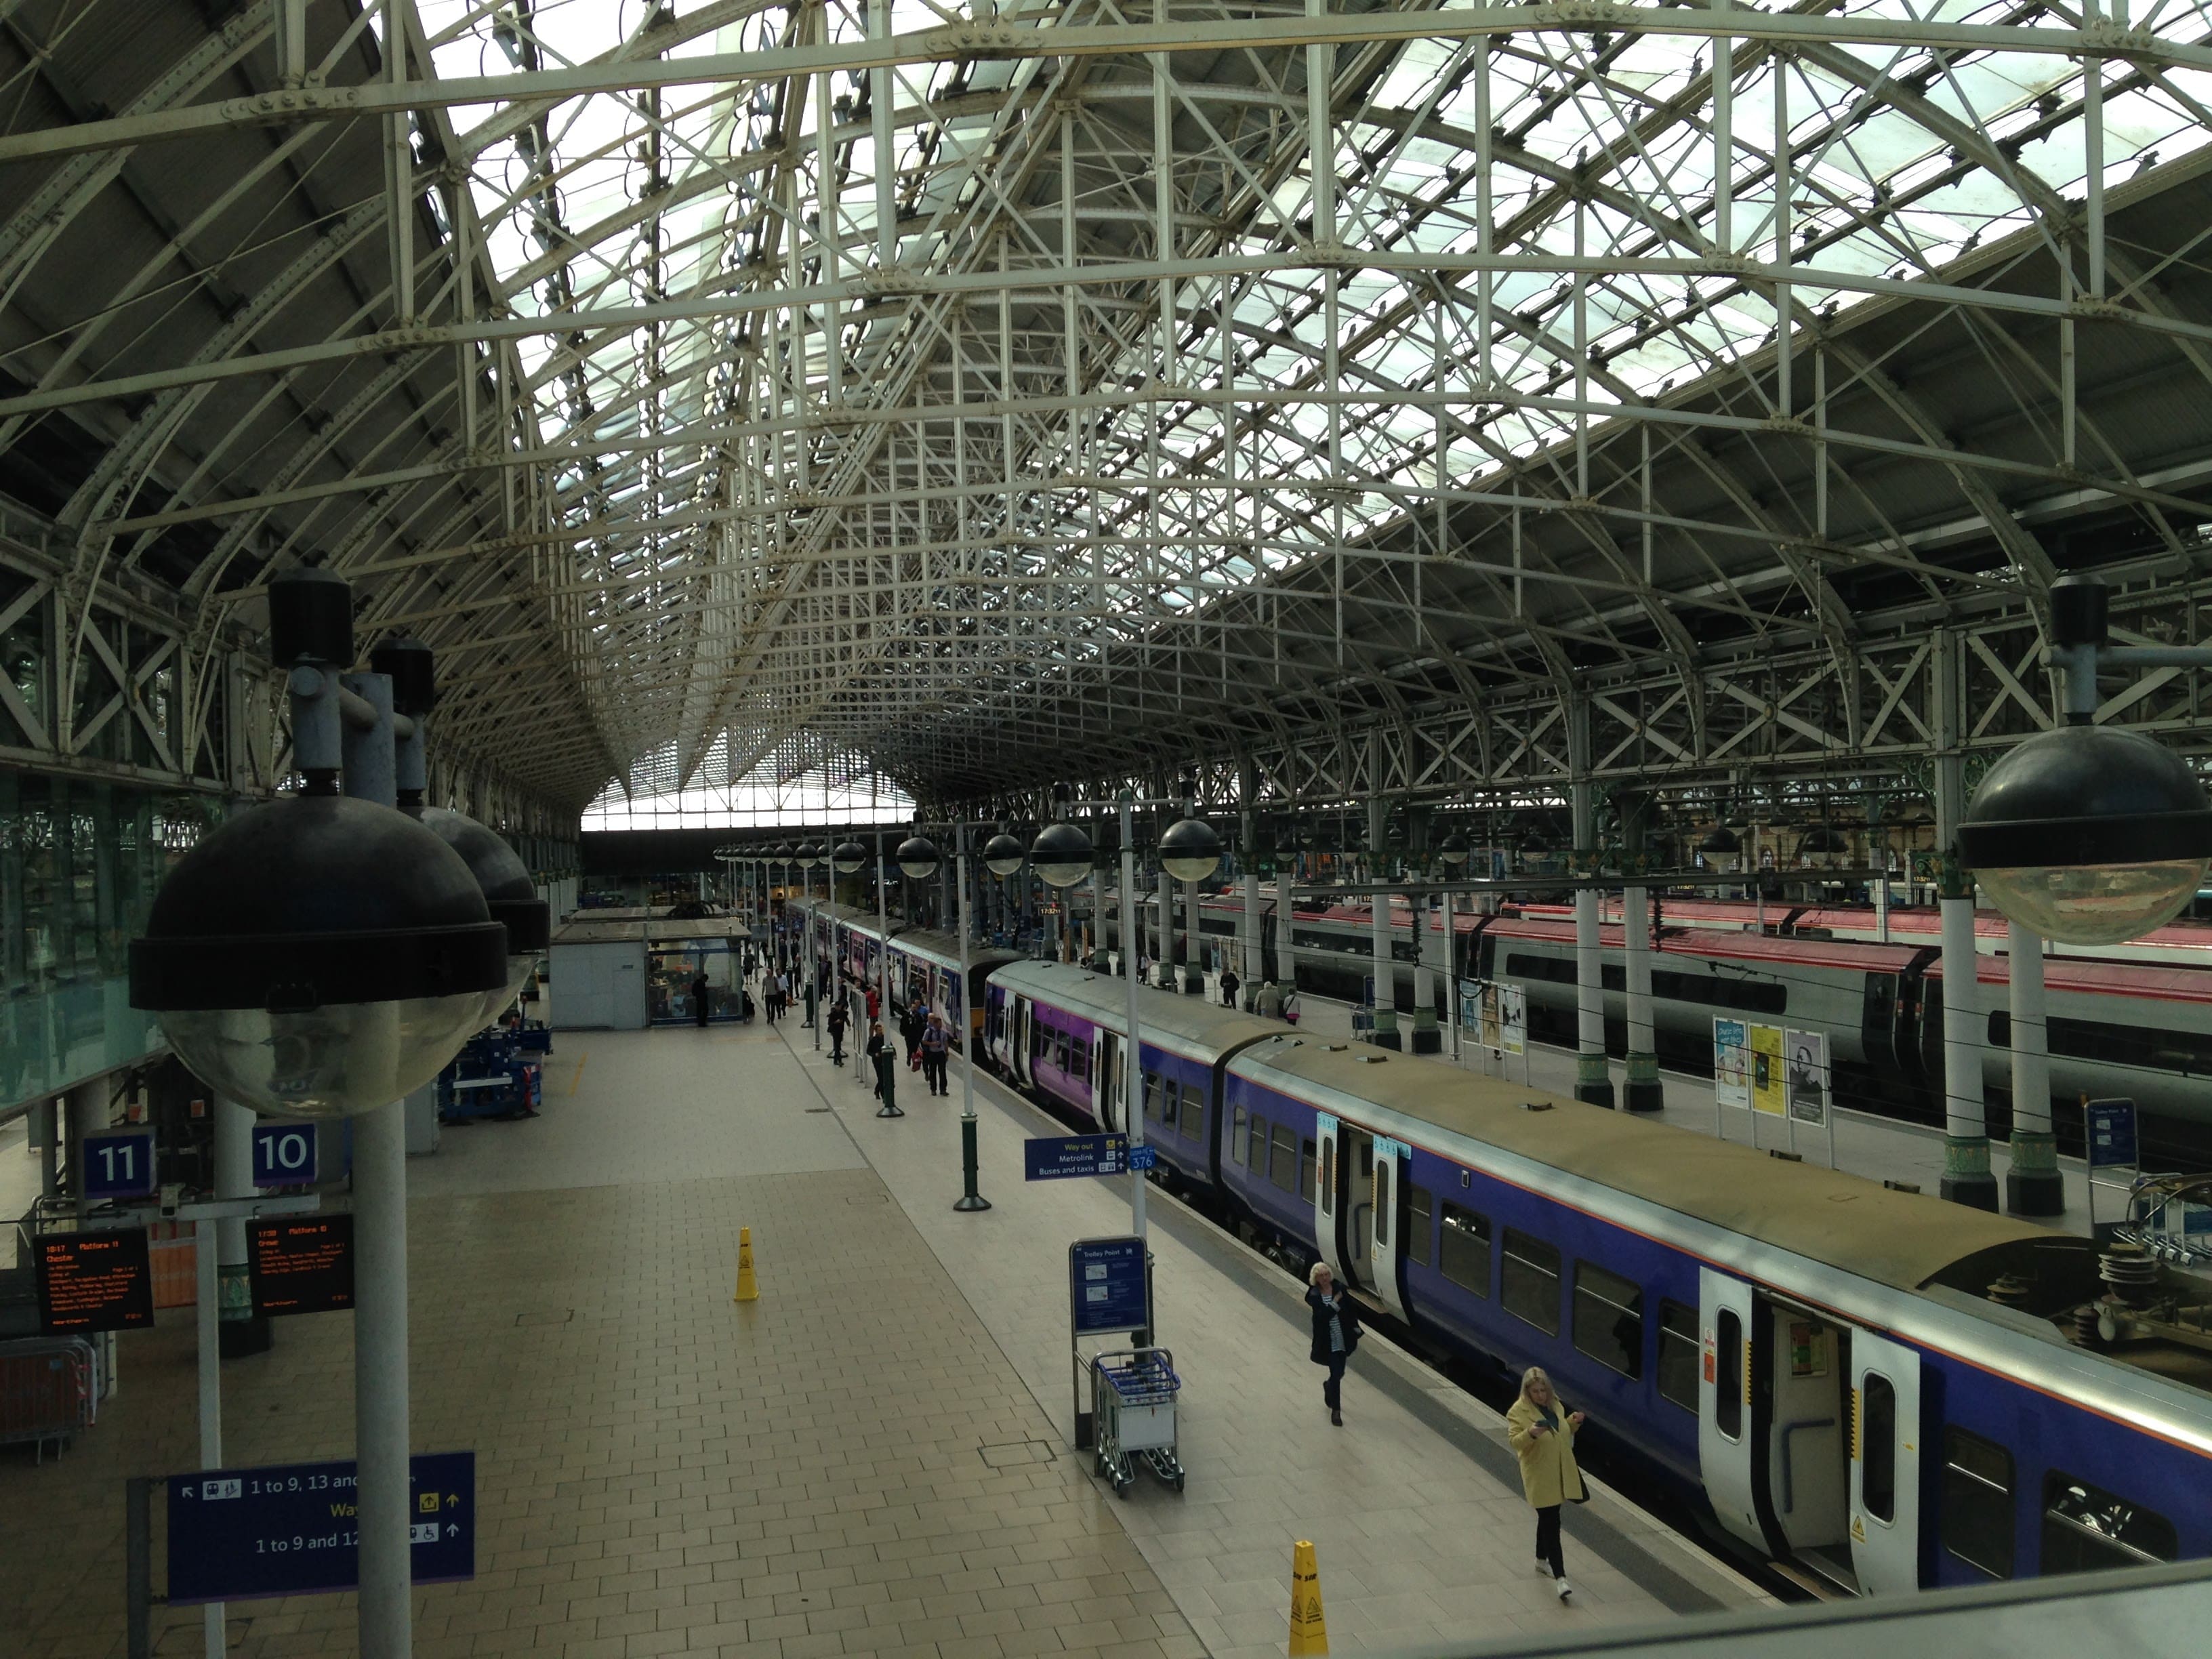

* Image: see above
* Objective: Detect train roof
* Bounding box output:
[797,901,1021,973]
[987,960,1287,1065]
[1230,1036,2057,1296]
[1481,914,1929,973]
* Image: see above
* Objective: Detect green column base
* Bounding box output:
[1575,1049,1614,1109]
[1368,1009,1402,1051]
[1941,1134,1999,1212]
[1623,1050,1664,1113]
[1410,1006,1440,1054]
[2006,1130,2066,1216]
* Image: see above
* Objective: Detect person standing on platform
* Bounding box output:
[1256,980,1283,1019]
[1219,966,1240,1009]
[867,1022,897,1111]
[865,983,880,1025]
[1305,1262,1360,1427]
[827,999,849,1065]
[691,970,711,1028]
[1506,1366,1586,1602]
[899,998,925,1066]
[919,1013,950,1097]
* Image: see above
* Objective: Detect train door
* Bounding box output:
[1698,1267,1771,1554]
[1012,999,1034,1088]
[1848,1330,1923,1595]
[1096,1033,1120,1131]
[1340,1125,1377,1290]
[1765,1305,1855,1591]
[1313,1111,1347,1287]
[1366,1136,1410,1319]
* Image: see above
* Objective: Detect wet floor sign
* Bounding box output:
[1288,1538,1328,1656]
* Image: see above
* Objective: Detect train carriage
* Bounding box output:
[792,900,1020,1046]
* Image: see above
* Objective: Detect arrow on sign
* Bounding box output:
[447,1523,459,1538]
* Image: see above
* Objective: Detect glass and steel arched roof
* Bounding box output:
[3,0,2211,809]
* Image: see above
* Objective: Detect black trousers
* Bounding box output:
[922,1052,947,1093]
[1321,1354,1347,1410]
[1534,1505,1564,1578]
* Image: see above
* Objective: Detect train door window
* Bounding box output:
[1939,1427,2015,1580]
[1055,1029,1071,1071]
[1250,1115,1269,1171]
[1860,1373,1897,1525]
[1270,1124,1297,1191]
[1230,1105,1248,1164]
[1179,1088,1204,1142]
[1656,1300,1698,1412]
[2042,1472,2177,1574]
[1572,1263,1643,1379]
[1439,1203,1489,1293]
[1406,1185,1432,1267]
[1372,1162,1390,1246]
[1320,1137,1334,1210]
[1501,1230,1561,1335]
[1716,1310,1743,1440]
[1145,1073,1166,1122]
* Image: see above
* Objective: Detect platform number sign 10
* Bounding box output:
[251,1123,319,1189]
[81,1130,158,1200]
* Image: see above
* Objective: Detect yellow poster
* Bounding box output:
[1750,1023,1786,1117]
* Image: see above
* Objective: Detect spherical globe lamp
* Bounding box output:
[1159,816,1223,883]
[1031,823,1096,888]
[832,840,869,875]
[983,832,1027,878]
[418,806,552,1027]
[1959,725,2212,944]
[897,836,942,880]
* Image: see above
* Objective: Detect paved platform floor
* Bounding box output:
[1,1007,1767,1659]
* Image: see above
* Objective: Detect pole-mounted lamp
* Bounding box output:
[1960,577,2212,944]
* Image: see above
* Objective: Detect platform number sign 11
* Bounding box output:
[251,1123,319,1188]
[81,1130,158,1200]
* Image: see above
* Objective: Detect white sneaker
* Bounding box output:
[1534,1561,1552,1578]
[1555,1578,1573,1601]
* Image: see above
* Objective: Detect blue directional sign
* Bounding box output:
[167,1451,475,1605]
[1069,1237,1149,1336]
[1127,1144,1158,1172]
[80,1130,157,1200]
[1024,1132,1128,1181]
[251,1122,319,1187]
[2087,1099,2139,1170]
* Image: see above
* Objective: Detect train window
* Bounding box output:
[1656,1301,1698,1412]
[1501,1230,1561,1335]
[1320,1136,1334,1212]
[1145,1073,1168,1122]
[1940,1427,2014,1579]
[1230,1105,1248,1165]
[1649,968,1786,1016]
[1439,1203,1488,1293]
[1373,1162,1390,1245]
[2041,1472,2177,1575]
[1179,1088,1204,1142]
[1056,1029,1071,1071]
[1248,1115,1268,1171]
[1861,1374,1898,1525]
[1571,1263,1643,1380]
[1989,1009,2212,1078]
[1504,952,1578,985]
[1406,1184,1432,1267]
[1270,1124,1297,1191]
[1300,1140,1317,1204]
[1715,1311,1742,1440]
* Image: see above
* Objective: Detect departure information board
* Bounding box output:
[37,1229,154,1334]
[247,1214,355,1317]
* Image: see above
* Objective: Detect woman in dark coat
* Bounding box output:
[1305,1261,1361,1426]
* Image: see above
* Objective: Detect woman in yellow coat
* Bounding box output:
[1505,1366,1586,1601]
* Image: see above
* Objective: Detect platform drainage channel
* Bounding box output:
[979,1439,1056,1469]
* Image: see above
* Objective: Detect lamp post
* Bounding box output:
[893,832,991,1210]
[1959,572,2212,1215]
[1437,832,1471,1060]
[131,571,509,1659]
[1029,795,1220,1261]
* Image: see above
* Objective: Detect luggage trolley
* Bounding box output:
[1090,1347,1183,1496]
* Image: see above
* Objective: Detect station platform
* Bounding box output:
[0,1011,1766,1659]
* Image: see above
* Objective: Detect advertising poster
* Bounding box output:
[1497,985,1527,1055]
[1458,979,1483,1031]
[1750,1024,1786,1117]
[1479,981,1502,1048]
[1713,1019,1750,1109]
[1786,1029,1829,1126]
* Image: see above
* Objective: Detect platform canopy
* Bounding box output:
[4,1,2212,814]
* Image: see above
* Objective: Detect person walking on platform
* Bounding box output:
[691,970,711,1028]
[867,1021,900,1114]
[1305,1262,1361,1427]
[1219,966,1240,1009]
[1255,980,1283,1019]
[899,999,925,1066]
[827,999,849,1065]
[919,1013,950,1097]
[1507,1366,1586,1601]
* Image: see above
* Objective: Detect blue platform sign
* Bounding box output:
[167,1451,475,1605]
[2087,1099,2138,1170]
[1069,1237,1149,1336]
[251,1122,319,1188]
[1025,1133,1128,1181]
[80,1130,157,1200]
[1127,1144,1158,1172]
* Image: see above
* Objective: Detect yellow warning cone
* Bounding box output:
[1288,1539,1327,1656]
[733,1227,759,1303]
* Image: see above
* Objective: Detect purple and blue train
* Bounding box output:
[981,957,2212,1597]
